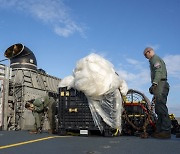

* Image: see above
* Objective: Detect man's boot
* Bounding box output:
[37,127,42,134]
[152,131,171,139]
[48,129,53,134]
[151,131,160,138]
[176,133,180,138]
[29,129,38,134]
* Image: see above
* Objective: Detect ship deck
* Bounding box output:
[0,131,180,154]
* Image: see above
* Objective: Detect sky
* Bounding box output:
[0,0,180,116]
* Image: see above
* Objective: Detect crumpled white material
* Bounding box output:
[59,53,128,132]
[58,75,74,89]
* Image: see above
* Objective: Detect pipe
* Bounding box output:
[4,43,37,70]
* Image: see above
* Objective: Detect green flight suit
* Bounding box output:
[149,54,171,132]
[32,98,44,130]
[47,97,56,132]
[32,96,55,131]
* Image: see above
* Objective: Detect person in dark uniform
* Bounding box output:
[25,95,56,134]
[143,47,171,139]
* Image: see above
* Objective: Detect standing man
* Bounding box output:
[143,47,171,139]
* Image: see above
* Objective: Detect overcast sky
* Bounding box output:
[0,0,180,116]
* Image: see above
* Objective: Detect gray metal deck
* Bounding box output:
[0,131,180,154]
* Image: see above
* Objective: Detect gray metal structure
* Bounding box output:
[0,64,11,130]
[0,43,61,131]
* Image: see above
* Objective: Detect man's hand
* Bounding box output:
[149,84,157,94]
[29,106,34,110]
[29,104,34,111]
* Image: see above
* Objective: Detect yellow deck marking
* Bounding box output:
[0,136,68,150]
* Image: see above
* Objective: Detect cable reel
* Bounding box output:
[122,89,156,138]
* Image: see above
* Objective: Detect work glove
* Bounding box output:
[29,104,35,111]
[149,84,157,95]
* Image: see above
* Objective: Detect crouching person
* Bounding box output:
[25,95,56,134]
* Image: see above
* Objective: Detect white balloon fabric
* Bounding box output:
[73,53,122,98]
[59,53,128,132]
[58,75,74,89]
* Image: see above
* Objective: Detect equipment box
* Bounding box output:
[58,87,115,136]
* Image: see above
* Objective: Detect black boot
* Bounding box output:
[152,131,171,139]
[37,127,42,134]
[176,133,180,138]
